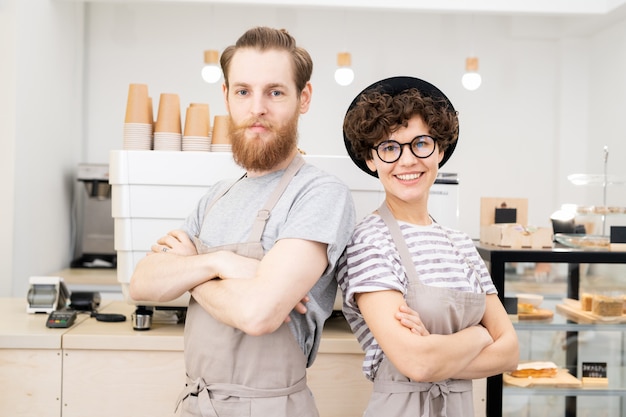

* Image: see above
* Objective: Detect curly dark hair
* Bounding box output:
[343,88,459,164]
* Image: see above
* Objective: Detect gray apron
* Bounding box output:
[365,203,486,417]
[176,154,319,417]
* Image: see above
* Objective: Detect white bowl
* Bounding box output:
[517,293,543,307]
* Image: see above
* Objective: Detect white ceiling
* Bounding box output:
[80,0,626,16]
[56,0,626,37]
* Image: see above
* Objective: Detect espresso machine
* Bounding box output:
[71,163,116,269]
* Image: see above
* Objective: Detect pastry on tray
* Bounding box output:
[517,303,536,314]
[580,293,593,311]
[592,295,623,317]
[510,361,558,378]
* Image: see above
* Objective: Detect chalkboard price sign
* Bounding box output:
[582,362,608,386]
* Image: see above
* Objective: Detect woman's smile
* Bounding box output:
[395,172,423,181]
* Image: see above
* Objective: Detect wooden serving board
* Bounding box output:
[503,368,581,388]
[518,308,553,321]
[556,299,626,324]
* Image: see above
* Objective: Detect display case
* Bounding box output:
[566,146,626,237]
[476,242,626,417]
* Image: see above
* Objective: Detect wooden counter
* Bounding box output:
[0,298,370,417]
[60,301,186,417]
[1,297,487,416]
[0,298,87,417]
[60,301,361,354]
[54,268,121,298]
[62,301,184,351]
[1,298,66,349]
[55,268,118,286]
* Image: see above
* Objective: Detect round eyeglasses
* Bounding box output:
[373,135,437,163]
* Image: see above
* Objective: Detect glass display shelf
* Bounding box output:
[505,387,626,397]
[514,315,626,332]
[513,313,626,332]
[476,242,626,417]
[567,174,626,187]
[504,366,626,397]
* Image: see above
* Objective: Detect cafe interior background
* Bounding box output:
[2,0,626,299]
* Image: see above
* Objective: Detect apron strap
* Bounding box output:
[378,202,485,293]
[377,202,422,282]
[175,375,308,415]
[246,153,305,243]
[373,378,472,417]
[372,377,472,393]
[201,173,247,221]
[198,153,305,246]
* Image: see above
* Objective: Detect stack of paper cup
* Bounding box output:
[154,93,182,151]
[123,84,153,150]
[211,115,232,152]
[182,103,211,152]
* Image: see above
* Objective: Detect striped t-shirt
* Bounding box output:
[336,213,497,380]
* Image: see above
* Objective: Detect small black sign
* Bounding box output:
[495,207,517,224]
[503,297,518,314]
[610,226,626,243]
[582,362,607,378]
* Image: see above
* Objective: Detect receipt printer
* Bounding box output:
[26,276,70,314]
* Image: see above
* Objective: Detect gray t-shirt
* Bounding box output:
[181,162,356,366]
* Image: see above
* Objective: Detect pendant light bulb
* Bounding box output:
[201,50,222,84]
[334,52,354,86]
[462,57,482,91]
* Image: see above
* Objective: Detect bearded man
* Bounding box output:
[129,26,356,417]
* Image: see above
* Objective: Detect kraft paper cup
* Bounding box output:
[124,83,152,124]
[190,102,210,113]
[190,102,210,131]
[182,136,211,152]
[211,115,231,145]
[154,131,182,151]
[155,93,182,134]
[148,97,154,125]
[123,122,153,150]
[184,105,210,137]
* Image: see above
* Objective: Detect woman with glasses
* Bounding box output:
[338,76,519,417]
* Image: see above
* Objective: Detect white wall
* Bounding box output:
[588,21,626,205]
[2,0,85,298]
[0,0,18,296]
[84,4,571,238]
[3,2,626,297]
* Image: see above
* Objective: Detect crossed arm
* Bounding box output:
[129,230,328,336]
[357,290,519,382]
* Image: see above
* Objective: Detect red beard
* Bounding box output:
[229,110,299,172]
